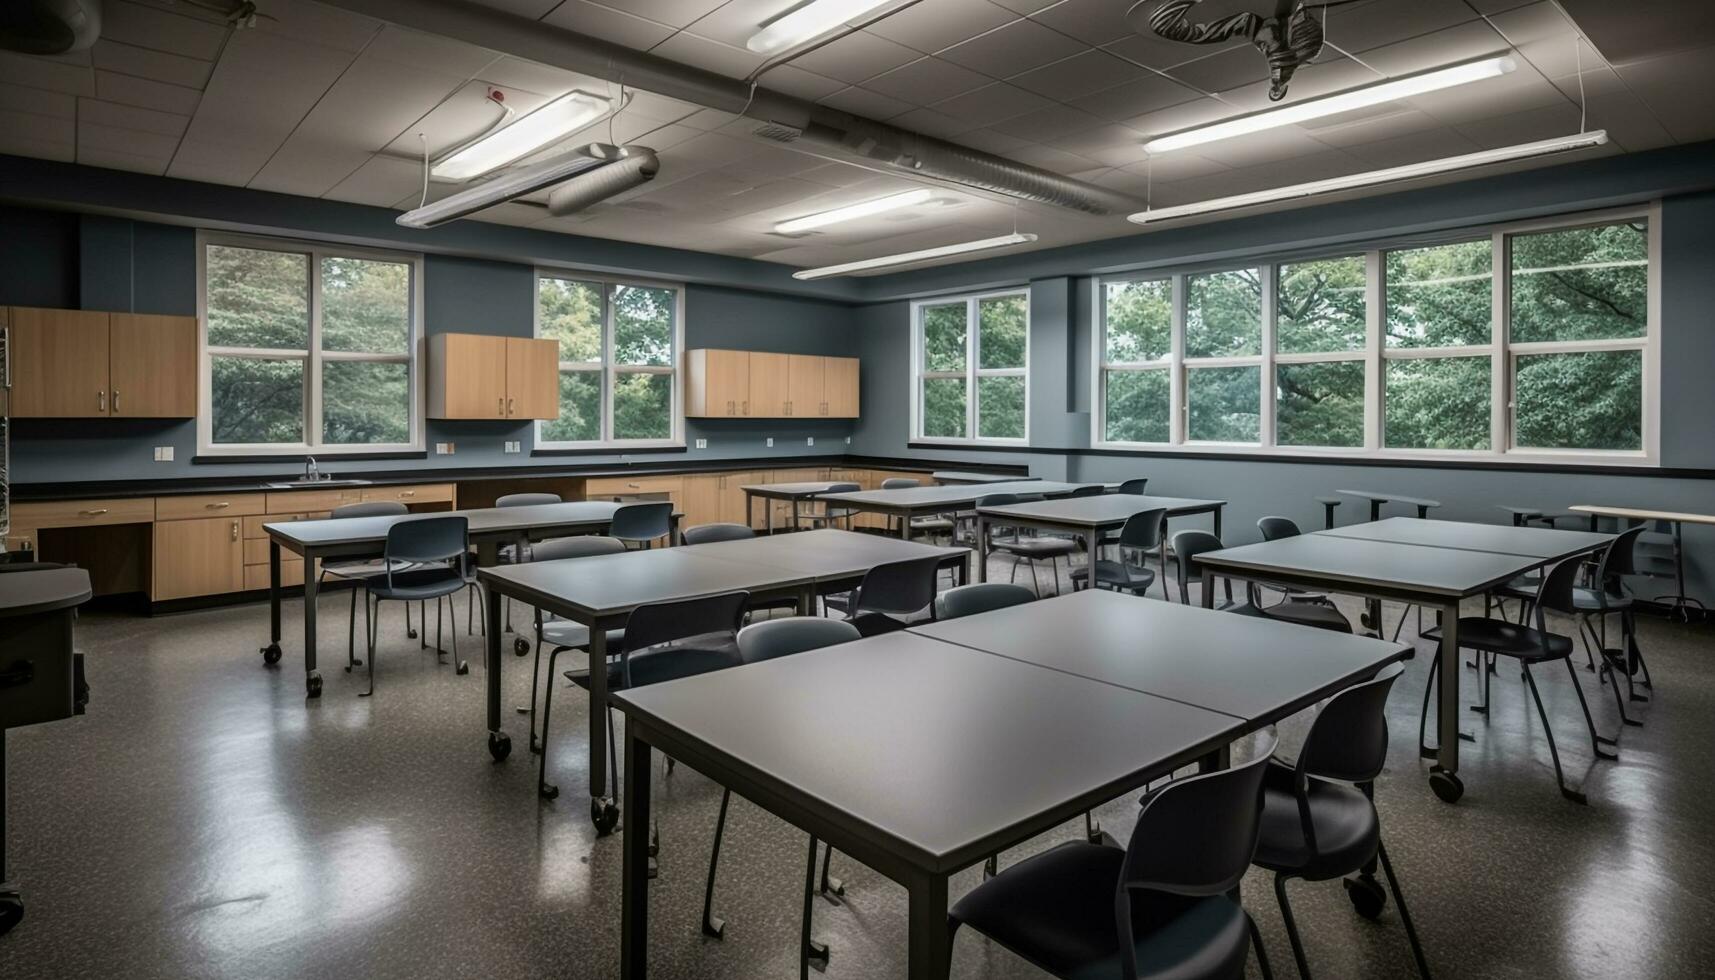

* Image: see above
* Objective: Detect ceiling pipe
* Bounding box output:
[547,147,659,216]
[314,0,1144,217]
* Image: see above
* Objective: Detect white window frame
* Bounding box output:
[1182,266,1266,447]
[1091,204,1660,466]
[196,231,424,457]
[533,269,685,450]
[910,288,1030,446]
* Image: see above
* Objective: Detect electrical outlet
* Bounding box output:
[806,437,814,446]
[845,436,851,445]
[153,446,174,462]
[694,438,708,449]
[766,437,774,448]
[436,442,454,454]
[503,440,521,453]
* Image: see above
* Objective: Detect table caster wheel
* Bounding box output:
[1344,874,1387,919]
[488,731,512,762]
[1429,767,1463,803]
[0,890,23,937]
[455,660,470,675]
[807,939,830,964]
[984,856,998,879]
[702,914,725,940]
[514,636,531,657]
[591,797,620,836]
[305,672,322,698]
[539,782,559,800]
[261,643,283,665]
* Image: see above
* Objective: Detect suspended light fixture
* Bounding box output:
[775,189,934,234]
[792,233,1038,280]
[748,0,895,56]
[1128,131,1609,225]
[431,90,612,181]
[397,143,620,228]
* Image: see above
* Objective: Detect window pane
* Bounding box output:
[612,285,673,366]
[1186,365,1260,442]
[542,370,602,443]
[922,303,967,372]
[206,245,308,349]
[612,372,671,440]
[977,294,1027,369]
[210,357,303,444]
[1277,256,1366,354]
[1510,221,1648,343]
[1276,361,1364,447]
[1515,350,1642,450]
[321,256,409,354]
[322,360,409,445]
[1185,269,1261,358]
[1103,369,1170,443]
[538,277,604,363]
[1105,279,1171,363]
[977,376,1025,439]
[922,377,967,439]
[1385,356,1490,449]
[1385,241,1491,348]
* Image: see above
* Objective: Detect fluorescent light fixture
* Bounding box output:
[432,91,611,181]
[1144,57,1517,154]
[398,144,620,229]
[792,233,1038,280]
[1127,131,1608,225]
[749,0,894,56]
[775,189,934,234]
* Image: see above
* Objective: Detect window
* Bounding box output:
[198,234,421,455]
[1093,207,1657,464]
[913,289,1028,443]
[535,272,682,447]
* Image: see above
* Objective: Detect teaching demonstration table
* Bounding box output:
[931,470,1038,486]
[1571,504,1713,621]
[261,501,676,698]
[972,494,1226,586]
[1336,489,1443,521]
[477,530,968,828]
[1196,520,1611,804]
[738,481,855,534]
[818,480,1102,540]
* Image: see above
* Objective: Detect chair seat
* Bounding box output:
[1258,600,1352,634]
[950,840,1251,980]
[323,558,415,581]
[1424,617,1573,661]
[566,636,740,690]
[910,517,955,531]
[1069,560,1156,592]
[1572,586,1631,612]
[1493,575,1539,601]
[539,621,624,652]
[992,536,1080,559]
[368,567,468,601]
[1253,763,1379,880]
[848,611,910,638]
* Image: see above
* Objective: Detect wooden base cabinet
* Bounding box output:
[154,516,244,601]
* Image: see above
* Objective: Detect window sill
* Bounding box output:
[532,444,687,457]
[1085,441,1665,473]
[194,449,428,464]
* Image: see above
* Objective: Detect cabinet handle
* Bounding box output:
[508,397,515,416]
[786,401,792,416]
[112,389,120,412]
[208,501,231,509]
[498,397,505,416]
[80,508,110,516]
[231,520,239,541]
[742,400,748,416]
[400,490,416,498]
[98,389,106,413]
[727,400,735,416]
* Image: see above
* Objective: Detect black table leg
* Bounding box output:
[906,869,951,980]
[620,724,652,979]
[302,551,321,698]
[1212,505,1223,541]
[485,585,510,762]
[589,626,619,833]
[1429,601,1465,803]
[975,513,989,583]
[261,541,283,666]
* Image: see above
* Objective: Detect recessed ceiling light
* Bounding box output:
[793,233,1039,280]
[1143,56,1518,154]
[775,189,934,234]
[1127,130,1609,225]
[432,91,612,182]
[748,0,896,56]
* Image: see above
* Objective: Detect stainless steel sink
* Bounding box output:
[261,478,373,489]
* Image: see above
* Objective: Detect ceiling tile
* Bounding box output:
[542,0,676,49]
[1164,46,1269,94]
[1348,21,1508,77]
[364,26,499,77]
[1102,29,1244,72]
[1486,2,1579,48]
[818,85,915,120]
[938,18,1085,78]
[94,70,200,114]
[1341,127,1480,167]
[890,106,980,138]
[166,136,276,186]
[989,0,1061,14]
[1029,0,1136,46]
[77,98,189,137]
[1614,44,1715,143]
[252,0,381,53]
[790,31,922,84]
[1581,90,1677,151]
[77,144,173,175]
[589,0,726,29]
[0,51,96,97]
[1066,72,1201,121]
[1054,123,1151,168]
[466,0,565,17]
[0,130,73,163]
[78,119,181,158]
[1318,0,1478,53]
[1121,151,1230,183]
[248,140,373,197]
[681,1,800,49]
[1453,102,1583,148]
[0,82,75,118]
[324,154,426,206]
[1010,50,1145,100]
[1005,142,1102,174]
[102,1,230,60]
[988,103,1106,141]
[1403,60,1566,124]
[1216,55,1384,110]
[863,57,992,104]
[951,127,1034,154]
[476,57,606,97]
[1299,106,1446,147]
[649,33,767,80]
[1464,0,1536,11]
[929,81,1055,127]
[1124,97,1243,140]
[757,64,848,101]
[1192,127,1335,169]
[864,0,1018,54]
[91,40,212,89]
[0,107,74,145]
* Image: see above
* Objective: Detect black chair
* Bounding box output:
[610,501,674,549]
[1255,516,1335,608]
[1116,477,1149,495]
[1253,665,1428,980]
[948,745,1277,980]
[319,500,412,671]
[1070,508,1167,597]
[1572,525,1652,727]
[936,582,1034,619]
[525,535,628,754]
[682,522,755,546]
[494,492,564,632]
[1067,484,1105,498]
[824,555,943,636]
[497,491,562,507]
[982,492,1079,597]
[704,617,862,973]
[1173,530,1352,633]
[1418,554,1617,804]
[800,482,861,530]
[361,516,472,697]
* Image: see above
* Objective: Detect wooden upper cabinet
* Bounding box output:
[682,349,861,420]
[824,356,859,418]
[9,307,112,417]
[786,354,823,418]
[505,337,559,420]
[748,352,789,418]
[109,314,197,417]
[687,348,750,417]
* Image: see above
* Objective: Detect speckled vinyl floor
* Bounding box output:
[2,563,1713,979]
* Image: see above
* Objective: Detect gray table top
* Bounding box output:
[0,567,93,616]
[1198,533,1542,599]
[687,529,965,580]
[477,546,812,620]
[1318,517,1611,560]
[932,471,1038,484]
[820,480,1099,511]
[977,494,1225,528]
[614,631,1242,870]
[911,589,1410,723]
[1337,489,1442,508]
[738,481,856,498]
[266,501,625,548]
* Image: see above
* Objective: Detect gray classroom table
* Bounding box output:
[931,470,1037,485]
[818,480,1103,539]
[972,494,1226,585]
[1318,517,1613,559]
[738,481,854,534]
[1336,488,1443,520]
[263,501,676,698]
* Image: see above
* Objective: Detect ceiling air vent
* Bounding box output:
[752,121,803,143]
[0,0,101,55]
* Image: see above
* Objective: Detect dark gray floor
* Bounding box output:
[3,560,1714,979]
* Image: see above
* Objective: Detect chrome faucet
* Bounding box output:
[305,455,319,482]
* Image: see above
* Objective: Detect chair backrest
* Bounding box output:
[1532,552,1589,619]
[880,477,920,489]
[530,535,626,562]
[1117,742,1274,911]
[1257,516,1301,541]
[977,492,1021,508]
[1068,484,1105,497]
[824,482,861,494]
[497,492,562,508]
[853,555,945,616]
[682,522,756,546]
[1116,477,1149,496]
[384,516,468,570]
[737,617,859,663]
[1116,507,1168,552]
[610,501,674,543]
[332,501,408,519]
[936,582,1034,620]
[623,590,750,653]
[1296,663,1403,784]
[1596,524,1648,585]
[821,483,863,516]
[1169,529,1225,604]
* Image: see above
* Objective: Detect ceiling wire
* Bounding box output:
[1575,35,1587,131]
[418,133,429,208]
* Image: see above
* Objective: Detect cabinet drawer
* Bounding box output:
[245,560,304,591]
[267,488,364,513]
[10,497,155,531]
[243,512,329,539]
[155,493,267,521]
[360,484,454,505]
[586,476,684,499]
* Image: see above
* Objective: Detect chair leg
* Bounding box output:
[702,787,731,938]
[537,647,563,799]
[347,584,359,672]
[528,620,545,754]
[1522,663,1584,805]
[1245,910,1276,980]
[1273,873,1312,980]
[404,599,412,642]
[1565,657,1619,758]
[435,595,445,663]
[801,835,829,977]
[1375,838,1430,979]
[362,594,378,698]
[449,593,466,675]
[818,839,844,898]
[418,599,426,649]
[1417,652,1442,758]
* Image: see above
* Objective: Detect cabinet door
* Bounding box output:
[9,308,111,417]
[708,349,750,417]
[506,337,560,419]
[786,354,823,418]
[718,471,769,527]
[748,352,788,417]
[824,356,859,417]
[109,313,198,417]
[681,474,724,531]
[153,516,244,600]
[432,333,508,419]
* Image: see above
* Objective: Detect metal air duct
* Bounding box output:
[547,148,660,217]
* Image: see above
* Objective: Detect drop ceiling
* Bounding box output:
[1,0,1711,272]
